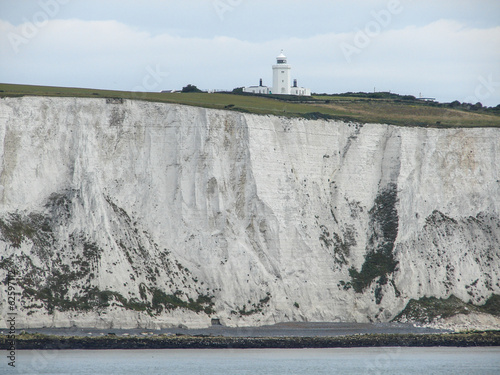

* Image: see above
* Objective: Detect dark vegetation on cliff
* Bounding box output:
[348,184,399,301]
[0,191,216,317]
[393,294,500,324]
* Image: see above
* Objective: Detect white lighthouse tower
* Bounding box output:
[272,50,291,95]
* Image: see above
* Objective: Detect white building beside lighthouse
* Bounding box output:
[244,51,311,96]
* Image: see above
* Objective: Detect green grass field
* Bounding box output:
[1,83,499,128]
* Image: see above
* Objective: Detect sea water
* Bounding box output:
[11,347,500,375]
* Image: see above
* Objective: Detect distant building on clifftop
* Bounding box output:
[243,51,311,96]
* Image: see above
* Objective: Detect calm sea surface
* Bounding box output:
[12,347,500,375]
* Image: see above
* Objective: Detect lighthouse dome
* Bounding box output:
[276,50,287,64]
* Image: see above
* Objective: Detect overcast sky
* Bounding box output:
[1,0,500,105]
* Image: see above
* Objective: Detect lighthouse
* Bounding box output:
[243,51,311,96]
[272,50,291,95]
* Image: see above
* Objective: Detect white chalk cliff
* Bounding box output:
[0,96,498,329]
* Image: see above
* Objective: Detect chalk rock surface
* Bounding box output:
[0,97,498,329]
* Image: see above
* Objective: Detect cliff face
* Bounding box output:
[0,96,498,329]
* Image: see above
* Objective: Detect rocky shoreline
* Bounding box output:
[1,331,499,350]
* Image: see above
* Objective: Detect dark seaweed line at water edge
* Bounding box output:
[2,331,500,350]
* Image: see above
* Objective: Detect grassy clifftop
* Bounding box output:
[1,83,499,127]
